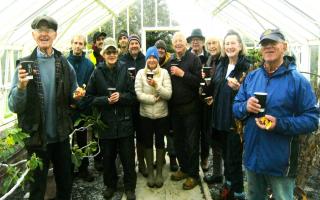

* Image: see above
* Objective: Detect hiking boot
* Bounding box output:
[125,190,136,200]
[203,175,223,184]
[182,177,199,190]
[170,170,188,181]
[103,188,115,199]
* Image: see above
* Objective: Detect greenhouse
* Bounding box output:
[0,0,319,199]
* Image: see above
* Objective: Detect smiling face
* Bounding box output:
[191,37,204,53]
[206,38,221,56]
[147,55,158,70]
[32,25,57,53]
[224,34,242,59]
[102,47,118,66]
[172,32,187,56]
[260,40,287,66]
[128,40,141,57]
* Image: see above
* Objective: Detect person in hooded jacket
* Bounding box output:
[233,29,319,200]
[207,30,250,200]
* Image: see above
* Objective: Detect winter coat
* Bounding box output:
[135,64,172,119]
[168,51,202,109]
[85,61,136,139]
[233,56,319,177]
[210,55,250,131]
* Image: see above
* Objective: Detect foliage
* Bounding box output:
[0,126,28,161]
[146,31,176,52]
[0,126,42,196]
[71,108,107,169]
[247,48,262,71]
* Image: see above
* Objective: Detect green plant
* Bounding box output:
[70,108,107,169]
[0,126,42,198]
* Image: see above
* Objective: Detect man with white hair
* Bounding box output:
[168,32,202,190]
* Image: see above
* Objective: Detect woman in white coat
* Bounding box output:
[135,46,172,188]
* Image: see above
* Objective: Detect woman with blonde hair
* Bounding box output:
[135,46,172,188]
[207,30,249,199]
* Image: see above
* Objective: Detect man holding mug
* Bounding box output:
[233,29,319,200]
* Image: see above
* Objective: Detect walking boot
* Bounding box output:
[145,148,155,187]
[155,149,165,188]
[137,143,148,177]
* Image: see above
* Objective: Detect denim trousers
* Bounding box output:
[171,111,200,178]
[246,170,295,200]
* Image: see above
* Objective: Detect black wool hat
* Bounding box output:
[93,31,107,43]
[155,40,167,51]
[117,30,128,41]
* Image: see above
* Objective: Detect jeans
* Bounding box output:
[246,170,295,200]
[101,136,136,191]
[172,111,200,178]
[27,139,72,200]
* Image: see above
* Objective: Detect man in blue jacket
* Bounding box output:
[233,29,319,200]
[67,34,94,181]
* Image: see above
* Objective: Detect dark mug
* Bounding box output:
[254,92,267,112]
[200,82,206,96]
[146,71,154,80]
[107,87,116,97]
[128,67,136,77]
[202,66,212,78]
[20,61,34,80]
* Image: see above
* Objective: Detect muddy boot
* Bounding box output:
[137,143,147,177]
[145,149,155,188]
[155,149,165,188]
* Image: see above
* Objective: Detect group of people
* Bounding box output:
[8,14,319,200]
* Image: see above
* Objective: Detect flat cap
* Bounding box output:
[31,15,58,31]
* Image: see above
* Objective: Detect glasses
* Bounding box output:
[35,28,55,33]
[105,50,118,55]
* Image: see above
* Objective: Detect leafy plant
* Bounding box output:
[0,127,42,198]
[71,108,107,169]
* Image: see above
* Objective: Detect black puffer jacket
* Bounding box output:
[85,61,136,139]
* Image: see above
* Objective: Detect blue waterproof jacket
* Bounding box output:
[233,56,319,177]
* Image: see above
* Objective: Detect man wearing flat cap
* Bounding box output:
[89,31,107,66]
[233,29,319,199]
[8,15,81,199]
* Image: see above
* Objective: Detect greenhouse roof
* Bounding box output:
[0,0,320,50]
